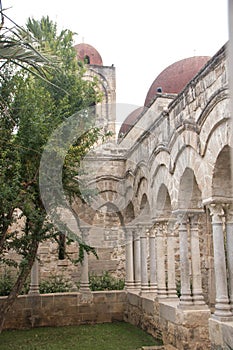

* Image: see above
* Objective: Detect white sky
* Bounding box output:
[2,0,229,108]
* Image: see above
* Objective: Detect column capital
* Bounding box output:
[125,227,134,241]
[149,227,156,238]
[208,203,225,224]
[173,210,188,224]
[223,203,233,223]
[133,227,141,240]
[155,221,165,237]
[167,218,177,236]
[137,222,151,238]
[188,211,203,227]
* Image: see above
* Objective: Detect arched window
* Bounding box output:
[84,55,90,64]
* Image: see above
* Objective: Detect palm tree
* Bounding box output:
[0,0,56,80]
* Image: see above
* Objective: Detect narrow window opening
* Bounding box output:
[58,233,66,260]
[84,55,90,64]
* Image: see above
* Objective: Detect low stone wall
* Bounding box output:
[124,292,162,340]
[209,318,233,350]
[125,292,211,350]
[1,291,126,330]
[2,291,232,350]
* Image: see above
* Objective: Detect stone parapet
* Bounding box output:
[125,292,211,350]
[0,291,126,330]
[209,318,233,350]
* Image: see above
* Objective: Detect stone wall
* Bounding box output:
[2,290,232,350]
[209,318,233,350]
[125,292,211,350]
[1,291,126,330]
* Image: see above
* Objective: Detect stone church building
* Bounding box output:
[2,42,233,349]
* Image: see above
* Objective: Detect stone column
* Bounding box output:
[189,212,206,306]
[177,213,193,307]
[209,203,232,319]
[225,204,233,309]
[79,227,90,292]
[149,225,157,293]
[156,221,167,298]
[125,226,134,289]
[140,225,149,293]
[29,258,40,295]
[167,219,178,299]
[133,227,141,290]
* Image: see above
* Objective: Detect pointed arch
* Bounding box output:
[178,167,202,210]
[212,145,233,200]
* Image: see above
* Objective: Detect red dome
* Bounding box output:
[74,43,103,65]
[144,56,210,106]
[118,106,146,138]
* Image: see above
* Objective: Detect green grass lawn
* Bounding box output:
[0,322,163,350]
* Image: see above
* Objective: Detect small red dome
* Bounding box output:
[144,56,210,106]
[74,43,103,65]
[118,106,146,138]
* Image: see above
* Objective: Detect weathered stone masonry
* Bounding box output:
[1,43,233,350]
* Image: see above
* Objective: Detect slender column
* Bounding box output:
[125,227,134,289]
[29,258,40,295]
[209,203,232,319]
[177,213,193,307]
[149,226,157,293]
[133,227,141,290]
[189,213,206,306]
[156,222,167,298]
[79,227,90,292]
[225,204,233,309]
[140,226,149,293]
[167,219,178,299]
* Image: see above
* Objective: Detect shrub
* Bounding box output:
[0,269,30,296]
[88,271,125,291]
[39,274,72,294]
[0,270,14,296]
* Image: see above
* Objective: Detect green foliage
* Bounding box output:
[88,271,125,291]
[0,270,14,296]
[0,15,106,318]
[0,269,29,296]
[0,322,162,350]
[39,274,72,294]
[0,270,71,295]
[0,16,102,275]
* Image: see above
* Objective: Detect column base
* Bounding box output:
[140,284,150,295]
[79,283,91,293]
[149,283,157,294]
[133,282,141,291]
[178,294,193,308]
[157,288,167,299]
[125,281,135,290]
[193,292,207,306]
[167,288,178,299]
[213,301,233,320]
[28,285,40,295]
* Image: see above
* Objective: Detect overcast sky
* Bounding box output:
[3,0,229,109]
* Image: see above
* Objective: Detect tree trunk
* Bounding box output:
[0,240,39,333]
